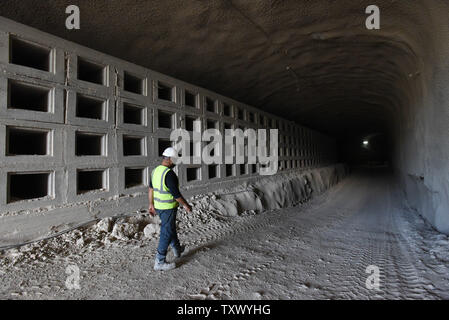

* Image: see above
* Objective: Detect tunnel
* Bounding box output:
[0,0,449,300]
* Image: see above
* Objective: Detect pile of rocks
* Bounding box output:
[0,214,162,269]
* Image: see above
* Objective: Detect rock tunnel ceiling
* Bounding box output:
[0,0,445,137]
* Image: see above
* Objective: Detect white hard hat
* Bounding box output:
[162,147,178,158]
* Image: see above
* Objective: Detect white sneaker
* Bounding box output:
[154,259,176,271]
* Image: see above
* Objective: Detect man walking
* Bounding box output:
[149,147,192,271]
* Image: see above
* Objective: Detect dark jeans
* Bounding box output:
[156,208,181,262]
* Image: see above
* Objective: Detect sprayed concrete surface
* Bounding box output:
[1,166,449,299]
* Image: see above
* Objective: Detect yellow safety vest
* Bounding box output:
[151,165,178,210]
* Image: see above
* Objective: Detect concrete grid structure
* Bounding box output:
[0,18,336,246]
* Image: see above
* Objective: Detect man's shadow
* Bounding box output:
[175,242,220,267]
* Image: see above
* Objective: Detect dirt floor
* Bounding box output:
[1,168,448,299]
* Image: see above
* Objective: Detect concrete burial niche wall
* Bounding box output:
[0,17,337,247]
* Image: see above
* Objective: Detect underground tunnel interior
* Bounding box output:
[0,1,447,228]
[4,0,443,231]
[0,0,449,300]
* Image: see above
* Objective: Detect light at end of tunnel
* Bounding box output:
[363,140,369,146]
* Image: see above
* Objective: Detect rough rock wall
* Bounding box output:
[392,2,449,233]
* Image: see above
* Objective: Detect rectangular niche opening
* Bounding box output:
[223,103,232,117]
[125,167,146,189]
[8,81,51,112]
[226,164,233,177]
[205,97,216,113]
[123,135,146,156]
[208,165,218,179]
[190,141,196,157]
[251,164,257,174]
[7,127,50,156]
[206,120,217,130]
[240,164,247,175]
[124,72,144,94]
[77,169,107,194]
[8,172,51,203]
[186,167,200,182]
[75,132,105,156]
[157,82,174,101]
[237,108,244,120]
[76,94,105,120]
[77,57,105,85]
[10,37,51,72]
[280,122,285,131]
[123,103,145,125]
[185,115,199,131]
[185,90,198,108]
[158,139,172,156]
[158,111,174,129]
[249,112,255,123]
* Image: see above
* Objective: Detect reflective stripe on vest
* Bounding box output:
[151,165,178,210]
